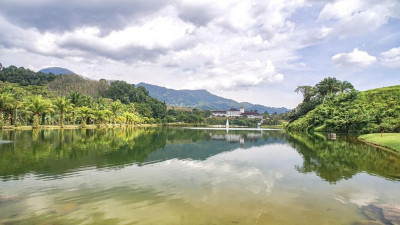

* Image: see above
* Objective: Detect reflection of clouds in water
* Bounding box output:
[349,193,378,207]
[334,190,378,207]
[175,159,283,195]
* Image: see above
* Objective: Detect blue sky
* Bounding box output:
[0,0,399,108]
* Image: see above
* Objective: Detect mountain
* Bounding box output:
[137,82,289,114]
[39,67,75,75]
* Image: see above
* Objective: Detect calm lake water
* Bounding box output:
[0,128,399,224]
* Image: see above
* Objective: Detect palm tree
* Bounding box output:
[295,86,317,102]
[54,96,73,128]
[69,91,84,125]
[316,77,341,97]
[78,106,93,128]
[25,95,54,128]
[110,100,123,126]
[94,110,111,127]
[0,92,13,128]
[339,81,354,94]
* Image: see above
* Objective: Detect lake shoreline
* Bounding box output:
[358,133,400,153]
[0,123,274,130]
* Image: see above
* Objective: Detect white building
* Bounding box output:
[211,106,263,119]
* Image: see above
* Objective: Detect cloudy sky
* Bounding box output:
[0,0,399,108]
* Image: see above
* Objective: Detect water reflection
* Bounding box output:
[1,128,400,225]
[287,132,400,183]
[0,128,286,180]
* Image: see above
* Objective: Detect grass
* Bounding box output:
[359,133,400,152]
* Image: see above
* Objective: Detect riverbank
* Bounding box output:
[0,122,266,130]
[359,133,400,152]
[0,124,159,130]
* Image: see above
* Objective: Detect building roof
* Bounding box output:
[229,108,239,111]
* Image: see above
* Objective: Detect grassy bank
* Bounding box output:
[359,133,400,152]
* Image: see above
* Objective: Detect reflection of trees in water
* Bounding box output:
[0,129,287,180]
[287,132,400,183]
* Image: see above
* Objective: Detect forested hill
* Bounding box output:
[39,67,75,75]
[137,82,289,114]
[287,84,400,134]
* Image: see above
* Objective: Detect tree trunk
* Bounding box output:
[33,114,40,129]
[60,110,64,128]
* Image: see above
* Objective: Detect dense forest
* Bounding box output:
[287,77,400,134]
[0,65,169,128]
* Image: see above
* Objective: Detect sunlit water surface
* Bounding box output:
[0,128,399,224]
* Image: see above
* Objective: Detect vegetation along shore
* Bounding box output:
[0,65,283,129]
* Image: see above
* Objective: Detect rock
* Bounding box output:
[362,204,400,225]
[361,205,384,222]
[377,204,400,225]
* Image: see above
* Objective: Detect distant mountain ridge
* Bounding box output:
[137,82,289,114]
[39,67,75,75]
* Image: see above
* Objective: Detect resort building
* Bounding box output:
[211,106,263,119]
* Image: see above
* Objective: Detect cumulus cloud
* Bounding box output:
[183,60,284,90]
[380,47,400,68]
[317,0,400,39]
[0,0,399,106]
[0,0,172,33]
[332,48,377,70]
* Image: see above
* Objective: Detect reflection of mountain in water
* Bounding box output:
[287,132,400,183]
[0,128,286,180]
[147,131,286,162]
[2,128,400,183]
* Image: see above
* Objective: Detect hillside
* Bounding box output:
[39,67,75,75]
[137,82,289,114]
[287,85,400,134]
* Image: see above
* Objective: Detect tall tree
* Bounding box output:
[295,86,317,102]
[110,100,123,125]
[54,96,72,128]
[339,81,354,94]
[316,77,341,97]
[0,92,13,127]
[78,106,93,128]
[25,95,54,128]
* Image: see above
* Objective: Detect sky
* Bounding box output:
[0,0,399,108]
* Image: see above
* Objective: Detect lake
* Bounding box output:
[0,128,399,224]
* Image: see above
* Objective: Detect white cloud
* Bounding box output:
[380,47,400,68]
[182,60,284,90]
[0,0,399,108]
[332,48,377,70]
[318,0,400,39]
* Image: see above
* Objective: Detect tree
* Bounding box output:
[25,95,54,128]
[316,77,341,97]
[0,92,13,127]
[110,100,123,125]
[54,96,72,128]
[78,106,93,128]
[69,91,84,125]
[339,81,354,94]
[295,85,317,102]
[94,110,111,127]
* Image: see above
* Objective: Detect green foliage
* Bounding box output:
[54,96,72,127]
[0,65,56,86]
[48,74,109,98]
[287,85,400,134]
[103,81,166,118]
